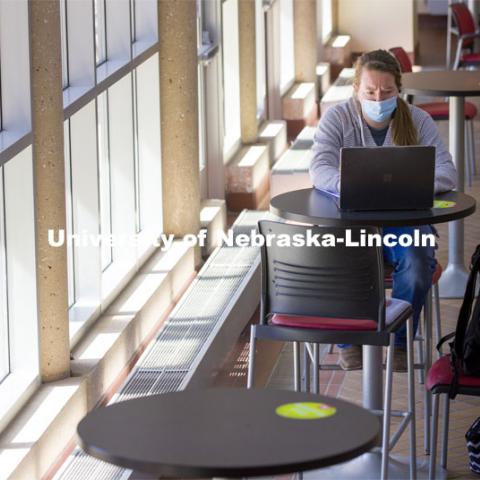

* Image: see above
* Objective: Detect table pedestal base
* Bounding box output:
[438,262,470,298]
[302,452,447,480]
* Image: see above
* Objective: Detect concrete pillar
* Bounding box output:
[158,0,201,239]
[239,0,258,143]
[294,0,317,82]
[30,0,70,382]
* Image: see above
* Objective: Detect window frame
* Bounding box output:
[221,0,242,163]
[0,167,9,383]
[278,0,295,96]
[255,0,267,123]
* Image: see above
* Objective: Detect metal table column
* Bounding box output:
[439,97,469,298]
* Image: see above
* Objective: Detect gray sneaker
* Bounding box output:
[339,345,363,370]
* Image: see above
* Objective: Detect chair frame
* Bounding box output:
[247,220,417,480]
[429,382,480,479]
[450,3,480,70]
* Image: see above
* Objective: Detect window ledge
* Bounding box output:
[63,85,93,111]
[0,241,196,480]
[0,130,32,167]
[132,38,158,58]
[96,59,130,85]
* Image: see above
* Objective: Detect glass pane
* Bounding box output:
[279,0,294,93]
[130,0,136,43]
[255,0,266,119]
[97,92,113,271]
[222,0,241,156]
[198,63,206,172]
[60,0,69,88]
[321,0,333,43]
[0,168,9,383]
[64,121,75,307]
[132,70,141,233]
[94,0,107,66]
[197,0,207,173]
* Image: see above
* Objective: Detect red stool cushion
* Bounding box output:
[462,52,480,64]
[418,102,477,120]
[272,314,377,331]
[271,298,411,331]
[426,354,480,391]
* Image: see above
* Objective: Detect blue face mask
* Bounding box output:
[361,96,397,124]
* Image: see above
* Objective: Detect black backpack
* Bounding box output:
[466,417,480,475]
[438,245,480,399]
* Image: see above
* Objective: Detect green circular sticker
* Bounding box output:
[275,402,337,420]
[433,200,456,209]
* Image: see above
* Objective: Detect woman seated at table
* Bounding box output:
[310,49,457,371]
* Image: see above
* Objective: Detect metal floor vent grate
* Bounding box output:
[54,210,275,480]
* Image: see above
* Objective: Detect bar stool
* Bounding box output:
[247,221,417,480]
[427,354,480,479]
[326,262,443,453]
[385,262,443,454]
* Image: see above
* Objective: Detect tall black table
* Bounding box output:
[270,187,476,479]
[271,187,475,410]
[77,388,380,478]
[270,188,475,227]
[402,70,480,297]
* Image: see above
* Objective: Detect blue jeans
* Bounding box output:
[339,225,437,348]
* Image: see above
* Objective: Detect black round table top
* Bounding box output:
[77,388,380,478]
[402,70,480,97]
[270,189,476,227]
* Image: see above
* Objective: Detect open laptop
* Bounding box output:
[339,145,435,211]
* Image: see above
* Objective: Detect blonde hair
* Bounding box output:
[353,49,418,146]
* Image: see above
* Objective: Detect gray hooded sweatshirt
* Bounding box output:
[309,96,457,194]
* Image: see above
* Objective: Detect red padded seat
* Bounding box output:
[462,52,480,63]
[426,354,480,391]
[418,101,478,121]
[271,298,411,331]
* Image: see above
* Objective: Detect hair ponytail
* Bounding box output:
[353,49,418,146]
[392,97,418,146]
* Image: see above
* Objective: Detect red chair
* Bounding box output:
[451,3,480,70]
[389,46,477,186]
[427,354,480,479]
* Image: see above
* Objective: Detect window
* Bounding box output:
[130,0,157,56]
[130,0,136,43]
[279,0,294,94]
[64,53,162,343]
[96,91,113,272]
[132,70,141,234]
[255,0,267,120]
[0,0,38,431]
[133,53,162,255]
[60,0,69,88]
[320,0,333,44]
[0,147,39,431]
[94,0,107,66]
[0,168,9,383]
[222,0,241,159]
[64,121,75,308]
[197,0,208,197]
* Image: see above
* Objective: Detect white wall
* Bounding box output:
[337,0,415,53]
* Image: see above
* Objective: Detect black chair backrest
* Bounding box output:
[258,220,386,330]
